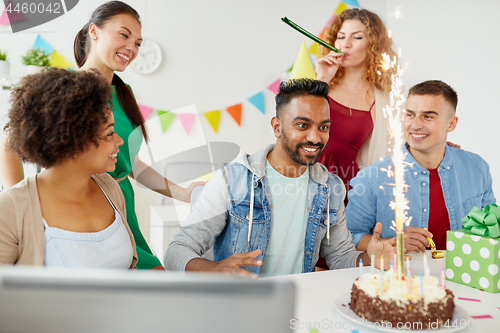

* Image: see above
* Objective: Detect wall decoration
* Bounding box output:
[157,110,176,133]
[177,113,196,136]
[135,1,359,136]
[248,91,265,115]
[203,110,221,133]
[0,1,27,25]
[225,103,242,126]
[138,103,153,119]
[267,79,281,95]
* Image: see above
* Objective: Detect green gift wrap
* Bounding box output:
[446,230,500,293]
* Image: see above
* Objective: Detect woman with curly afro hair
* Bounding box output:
[0,1,204,270]
[0,68,137,268]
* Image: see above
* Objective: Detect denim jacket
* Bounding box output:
[165,144,362,275]
[346,144,496,246]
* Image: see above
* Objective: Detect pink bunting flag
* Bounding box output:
[177,113,196,136]
[0,1,27,25]
[138,103,153,119]
[267,79,281,95]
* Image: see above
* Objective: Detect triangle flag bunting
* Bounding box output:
[177,113,196,136]
[341,0,360,7]
[138,103,153,119]
[157,110,176,133]
[0,7,9,25]
[50,50,72,68]
[203,110,221,133]
[289,41,316,80]
[225,103,242,126]
[267,79,281,95]
[0,1,27,25]
[34,35,54,54]
[248,91,265,114]
[335,2,348,15]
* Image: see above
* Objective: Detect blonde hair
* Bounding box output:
[319,8,397,94]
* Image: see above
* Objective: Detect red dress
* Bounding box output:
[318,96,374,201]
[316,96,374,270]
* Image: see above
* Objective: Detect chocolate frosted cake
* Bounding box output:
[350,271,455,329]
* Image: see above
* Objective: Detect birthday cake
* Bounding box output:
[350,270,455,329]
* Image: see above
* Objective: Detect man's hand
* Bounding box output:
[403,227,432,253]
[186,249,262,280]
[366,222,394,270]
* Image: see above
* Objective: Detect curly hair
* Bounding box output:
[276,78,330,118]
[318,8,398,94]
[5,68,112,168]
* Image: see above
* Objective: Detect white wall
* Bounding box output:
[385,0,500,199]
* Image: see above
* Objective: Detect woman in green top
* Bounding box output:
[72,1,204,269]
[0,1,200,269]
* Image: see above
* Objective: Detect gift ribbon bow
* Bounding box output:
[461,204,500,238]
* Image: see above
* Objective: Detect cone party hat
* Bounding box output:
[289,41,316,80]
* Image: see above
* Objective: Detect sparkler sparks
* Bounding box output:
[381,52,410,233]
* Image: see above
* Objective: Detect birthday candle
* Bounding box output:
[390,262,394,288]
[408,267,412,293]
[419,272,424,298]
[380,256,384,295]
[371,252,375,275]
[406,257,410,278]
[441,270,445,290]
[393,251,397,272]
[423,253,429,279]
[360,259,363,282]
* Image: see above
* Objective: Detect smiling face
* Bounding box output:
[274,95,331,167]
[404,94,458,160]
[334,19,369,69]
[75,110,123,174]
[90,13,142,73]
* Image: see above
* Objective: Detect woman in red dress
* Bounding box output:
[316,8,397,194]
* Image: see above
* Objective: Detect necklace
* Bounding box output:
[344,83,370,116]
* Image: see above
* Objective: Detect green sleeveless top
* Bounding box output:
[108,86,161,269]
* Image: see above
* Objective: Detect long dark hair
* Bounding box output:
[73,1,148,142]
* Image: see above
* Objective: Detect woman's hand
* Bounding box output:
[315,51,344,83]
[180,181,206,203]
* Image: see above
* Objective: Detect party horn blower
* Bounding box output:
[281,17,342,53]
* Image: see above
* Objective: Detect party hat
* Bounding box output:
[289,41,316,80]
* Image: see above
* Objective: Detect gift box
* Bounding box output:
[445,205,500,293]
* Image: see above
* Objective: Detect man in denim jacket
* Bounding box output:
[346,80,495,253]
[165,79,393,278]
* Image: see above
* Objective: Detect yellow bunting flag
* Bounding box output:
[49,50,72,69]
[203,110,221,133]
[335,2,348,15]
[225,103,242,126]
[289,41,316,80]
[309,42,319,56]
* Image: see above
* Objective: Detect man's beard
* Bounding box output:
[281,129,324,166]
